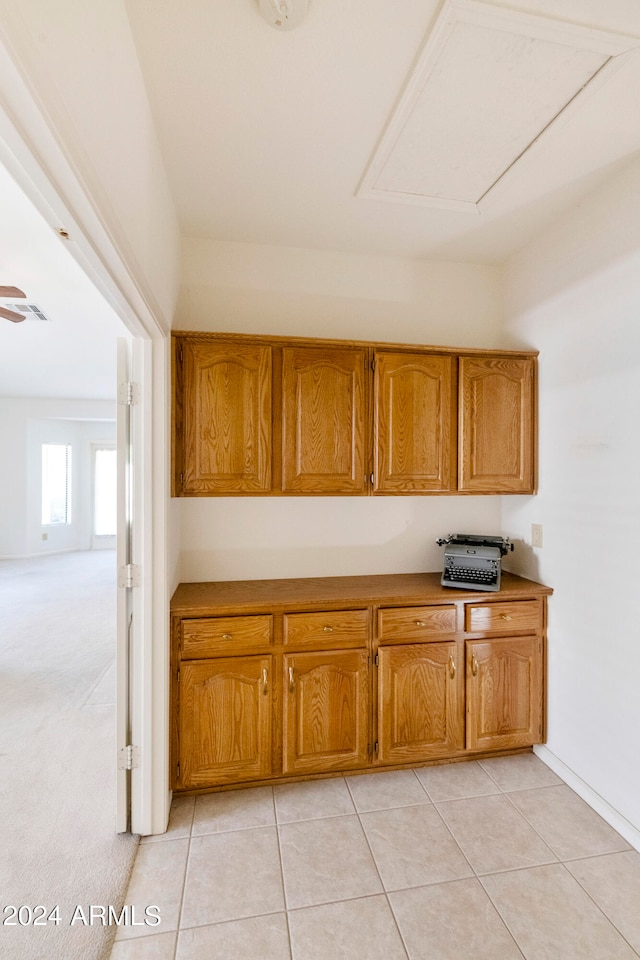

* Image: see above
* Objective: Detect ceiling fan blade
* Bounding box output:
[0,286,27,298]
[0,305,25,323]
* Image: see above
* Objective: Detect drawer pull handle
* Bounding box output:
[222,633,233,640]
[449,656,456,680]
[289,666,295,691]
[262,668,268,695]
[500,615,512,621]
[415,620,427,627]
[323,625,334,633]
[471,654,478,677]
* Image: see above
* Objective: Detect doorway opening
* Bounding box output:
[92,444,117,548]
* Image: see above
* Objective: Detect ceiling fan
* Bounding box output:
[0,286,27,323]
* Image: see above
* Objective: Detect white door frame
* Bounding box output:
[0,42,172,836]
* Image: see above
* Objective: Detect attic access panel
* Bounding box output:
[357,0,639,212]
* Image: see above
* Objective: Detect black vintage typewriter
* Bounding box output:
[436,534,513,592]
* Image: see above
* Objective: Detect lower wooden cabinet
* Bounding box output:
[171,572,551,793]
[466,635,543,752]
[283,650,369,775]
[177,655,273,789]
[377,642,463,764]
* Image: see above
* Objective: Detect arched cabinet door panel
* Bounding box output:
[458,356,535,493]
[377,642,463,764]
[466,636,542,751]
[283,649,369,774]
[179,340,272,494]
[178,655,273,788]
[281,346,367,494]
[373,352,456,493]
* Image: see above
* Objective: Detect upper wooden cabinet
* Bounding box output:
[175,339,272,494]
[458,356,535,494]
[373,352,456,493]
[282,346,367,494]
[173,334,537,496]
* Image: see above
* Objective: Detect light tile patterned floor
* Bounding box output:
[110,755,640,960]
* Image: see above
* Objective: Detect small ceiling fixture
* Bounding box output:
[258,0,308,30]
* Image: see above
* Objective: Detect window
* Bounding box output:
[42,443,72,525]
[94,447,117,537]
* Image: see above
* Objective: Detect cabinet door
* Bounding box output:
[466,636,542,751]
[283,650,369,774]
[178,656,272,788]
[374,352,456,492]
[458,356,535,493]
[180,340,272,494]
[282,346,367,493]
[377,642,463,764]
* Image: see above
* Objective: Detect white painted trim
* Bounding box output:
[534,745,640,853]
[0,36,172,836]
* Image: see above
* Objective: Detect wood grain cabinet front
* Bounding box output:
[281,345,367,494]
[283,649,369,775]
[181,615,273,658]
[377,642,463,764]
[177,655,273,789]
[378,605,457,642]
[172,333,537,497]
[175,339,272,495]
[283,609,369,649]
[373,352,456,493]
[466,635,543,752]
[170,572,551,794]
[465,600,541,635]
[458,355,535,493]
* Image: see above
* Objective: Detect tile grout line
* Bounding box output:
[558,858,640,959]
[424,776,537,960]
[345,774,413,960]
[273,785,295,960]
[172,796,197,960]
[155,764,639,959]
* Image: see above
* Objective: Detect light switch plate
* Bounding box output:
[531,523,543,548]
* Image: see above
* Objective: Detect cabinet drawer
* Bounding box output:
[378,605,457,641]
[284,609,369,648]
[181,615,273,658]
[465,600,541,635]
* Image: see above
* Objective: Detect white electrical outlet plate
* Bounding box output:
[531,523,543,548]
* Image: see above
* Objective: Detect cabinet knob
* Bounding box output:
[500,615,512,621]
[449,655,456,680]
[222,633,233,640]
[289,666,295,691]
[262,668,268,695]
[323,625,334,633]
[415,620,427,627]
[471,654,478,677]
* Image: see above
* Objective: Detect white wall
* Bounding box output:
[502,156,640,842]
[177,238,511,349]
[0,0,180,330]
[175,239,508,583]
[0,398,115,558]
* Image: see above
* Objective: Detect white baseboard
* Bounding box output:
[0,548,83,560]
[534,745,640,853]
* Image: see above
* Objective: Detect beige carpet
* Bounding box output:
[0,551,139,960]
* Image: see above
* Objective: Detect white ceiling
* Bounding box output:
[0,161,126,400]
[2,0,640,400]
[126,0,640,261]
